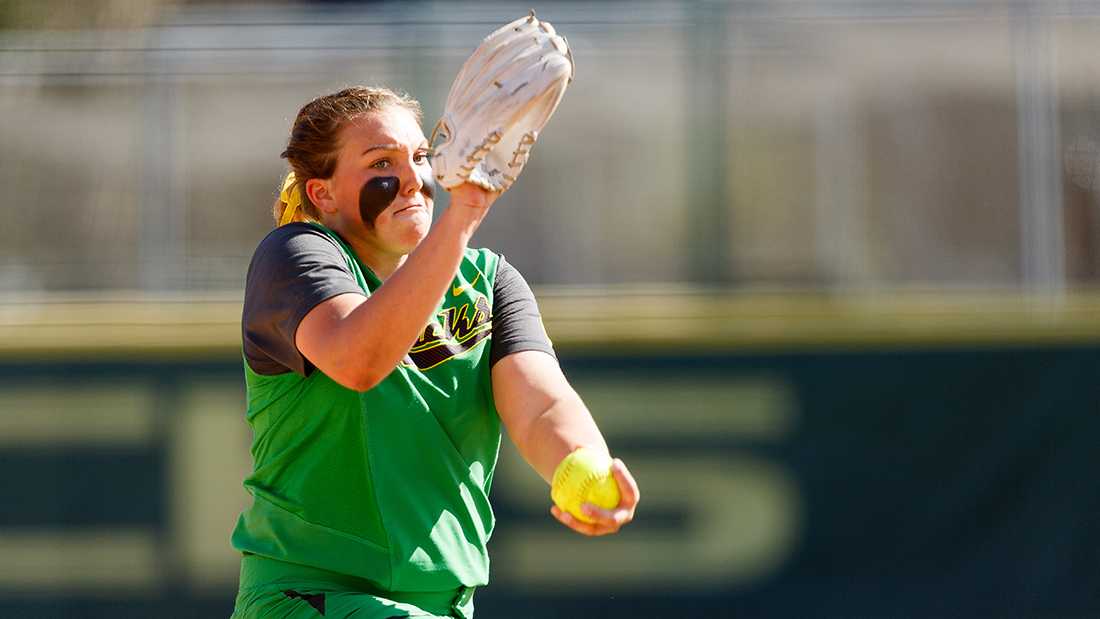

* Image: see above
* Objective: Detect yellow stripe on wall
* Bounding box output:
[0,385,155,446]
[0,288,1098,359]
[0,530,159,590]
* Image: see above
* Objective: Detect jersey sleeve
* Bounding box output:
[242,223,365,376]
[490,255,556,367]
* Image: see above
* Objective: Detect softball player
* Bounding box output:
[230,87,639,619]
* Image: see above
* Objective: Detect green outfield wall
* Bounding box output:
[1,292,1097,618]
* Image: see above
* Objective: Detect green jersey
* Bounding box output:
[232,222,503,593]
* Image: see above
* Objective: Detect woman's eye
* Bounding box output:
[371,159,390,169]
[414,151,431,164]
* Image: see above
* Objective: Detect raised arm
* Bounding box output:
[296,185,494,391]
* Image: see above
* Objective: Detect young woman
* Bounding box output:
[231,87,638,619]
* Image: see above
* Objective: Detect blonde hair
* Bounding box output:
[273,86,423,226]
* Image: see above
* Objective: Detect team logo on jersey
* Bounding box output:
[403,295,492,370]
[452,272,481,296]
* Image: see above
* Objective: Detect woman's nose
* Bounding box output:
[401,159,423,196]
[417,166,436,200]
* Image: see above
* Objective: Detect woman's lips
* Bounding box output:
[395,203,425,214]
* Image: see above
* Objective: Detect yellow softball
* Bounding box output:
[550,447,621,524]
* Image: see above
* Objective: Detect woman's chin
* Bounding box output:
[396,224,430,252]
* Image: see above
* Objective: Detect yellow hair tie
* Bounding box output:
[278,171,302,226]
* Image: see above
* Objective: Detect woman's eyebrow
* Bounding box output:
[361,143,403,155]
[361,142,430,156]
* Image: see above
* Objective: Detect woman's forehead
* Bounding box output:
[342,109,426,149]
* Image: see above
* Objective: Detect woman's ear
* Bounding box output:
[305,178,337,214]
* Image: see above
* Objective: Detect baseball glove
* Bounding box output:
[430,11,574,193]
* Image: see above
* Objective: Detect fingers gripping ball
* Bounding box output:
[551,448,621,524]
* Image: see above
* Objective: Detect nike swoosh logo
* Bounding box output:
[452,272,481,296]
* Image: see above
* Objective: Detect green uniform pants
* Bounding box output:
[231,554,476,619]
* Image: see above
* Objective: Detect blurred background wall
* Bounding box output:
[1,1,1099,617]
